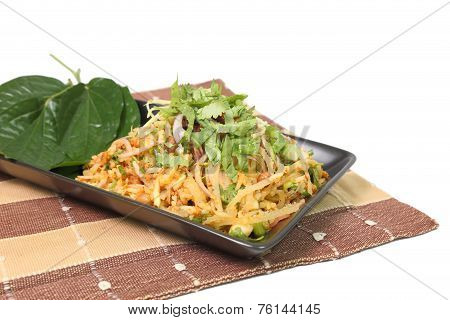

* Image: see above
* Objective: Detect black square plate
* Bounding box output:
[0,101,356,258]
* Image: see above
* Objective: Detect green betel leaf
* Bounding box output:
[0,76,67,153]
[0,74,140,171]
[1,106,66,169]
[51,165,82,179]
[53,78,124,165]
[116,86,141,138]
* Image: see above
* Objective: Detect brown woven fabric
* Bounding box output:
[0,199,437,300]
[0,171,11,182]
[0,196,119,239]
[0,80,438,300]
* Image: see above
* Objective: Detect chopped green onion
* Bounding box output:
[117,165,126,176]
[301,191,311,198]
[283,181,298,192]
[229,226,247,240]
[252,222,267,238]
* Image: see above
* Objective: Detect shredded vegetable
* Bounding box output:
[76,80,329,240]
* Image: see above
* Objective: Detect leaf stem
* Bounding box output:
[50,54,81,83]
[43,85,73,108]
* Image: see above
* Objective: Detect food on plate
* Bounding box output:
[76,80,328,240]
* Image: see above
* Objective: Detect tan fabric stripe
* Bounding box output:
[307,171,390,215]
[0,218,188,281]
[307,193,350,216]
[330,171,390,206]
[0,179,55,205]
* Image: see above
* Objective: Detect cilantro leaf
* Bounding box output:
[224,163,238,181]
[280,143,301,162]
[309,167,321,188]
[177,104,195,143]
[155,152,190,168]
[190,88,213,107]
[196,100,229,120]
[226,93,248,105]
[221,135,237,181]
[223,109,234,124]
[191,126,216,148]
[235,153,248,171]
[217,118,256,136]
[265,125,287,153]
[204,132,221,164]
[209,80,222,97]
[232,136,260,155]
[170,78,181,103]
[230,104,247,117]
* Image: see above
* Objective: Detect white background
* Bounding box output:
[0,0,449,318]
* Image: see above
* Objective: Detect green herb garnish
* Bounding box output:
[117,165,126,176]
[155,152,190,168]
[220,184,238,205]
